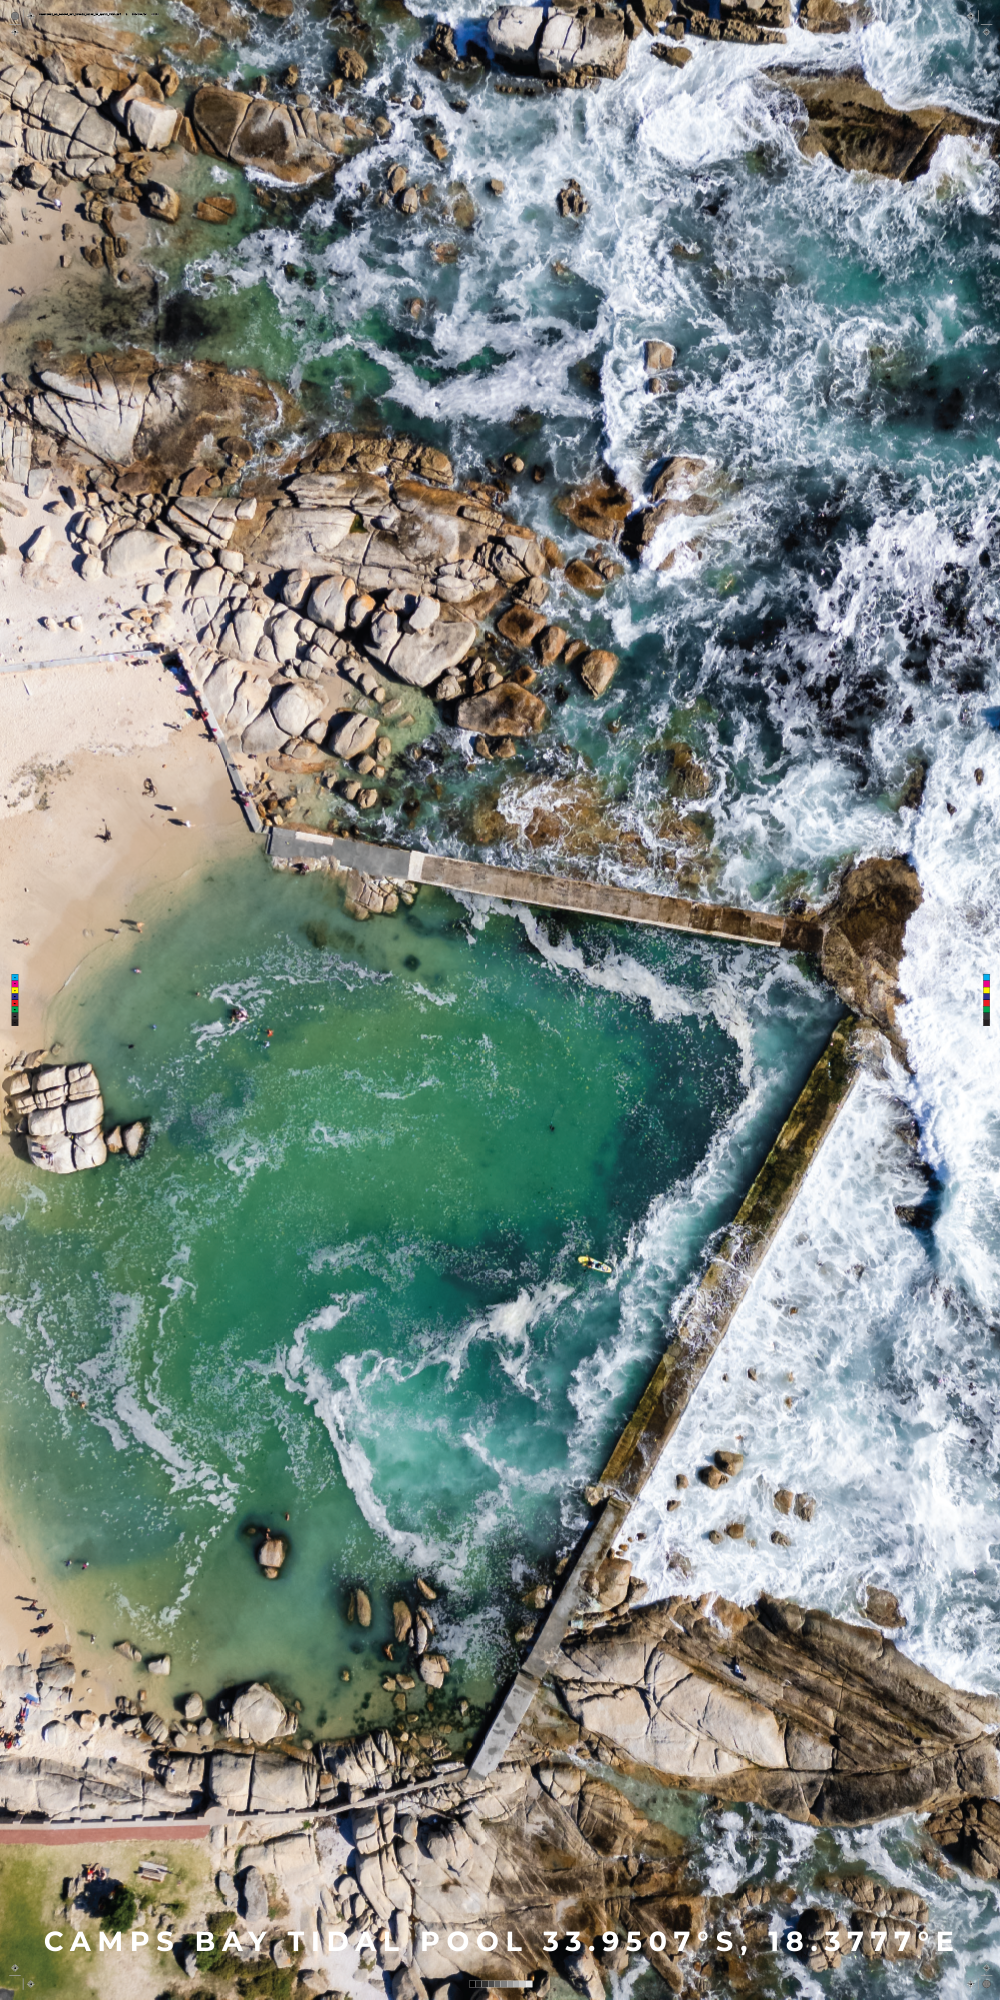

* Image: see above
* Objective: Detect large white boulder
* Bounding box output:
[27,1105,65,1138]
[223,1682,295,1745]
[73,1130,108,1170]
[104,528,172,578]
[270,684,324,738]
[331,713,380,758]
[538,10,627,76]
[242,707,288,755]
[124,96,180,149]
[384,620,477,688]
[64,1094,103,1136]
[28,1133,75,1173]
[248,507,359,571]
[488,7,547,69]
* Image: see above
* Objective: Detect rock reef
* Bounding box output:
[766,64,997,180]
[2,1054,146,1172]
[1,1592,995,1992]
[538,1592,1000,1829]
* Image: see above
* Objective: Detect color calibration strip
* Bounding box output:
[10,974,18,1027]
[985,974,991,1027]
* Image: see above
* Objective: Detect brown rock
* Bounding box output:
[584,1555,632,1611]
[774,1487,793,1514]
[392,1600,413,1644]
[556,469,633,542]
[557,179,588,217]
[771,1530,791,1547]
[537,624,568,665]
[553,1591,1000,1827]
[926,1796,1000,1881]
[862,1587,906,1630]
[579,649,618,697]
[650,41,693,66]
[724,1522,745,1540]
[192,85,337,184]
[800,0,856,25]
[766,66,995,180]
[714,1449,744,1475]
[794,1492,816,1522]
[456,684,549,737]
[146,182,181,222]
[820,856,922,1057]
[644,339,675,371]
[564,558,608,594]
[698,1465,729,1490]
[521,1583,551,1610]
[497,604,547,649]
[195,194,237,223]
[336,47,368,83]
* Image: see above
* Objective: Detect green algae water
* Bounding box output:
[0,852,837,1733]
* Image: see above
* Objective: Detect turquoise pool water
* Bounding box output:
[0,854,837,1734]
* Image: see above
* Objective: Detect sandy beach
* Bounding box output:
[0,629,254,1687]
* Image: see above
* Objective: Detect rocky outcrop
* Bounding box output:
[27,349,280,475]
[0,49,128,178]
[765,66,997,179]
[542,1592,1000,1827]
[6,354,612,842]
[671,0,788,43]
[487,6,631,84]
[456,682,549,736]
[926,1795,1000,1881]
[191,84,345,185]
[620,456,719,562]
[2,1056,146,1173]
[819,855,922,1056]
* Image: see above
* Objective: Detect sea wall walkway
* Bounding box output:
[469,1015,862,1776]
[266,826,825,955]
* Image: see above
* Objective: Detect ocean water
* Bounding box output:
[0,858,837,1737]
[7,0,1000,1982]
